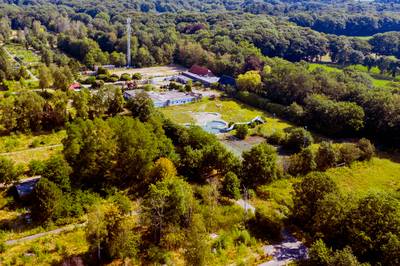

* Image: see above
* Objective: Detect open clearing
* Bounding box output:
[110,64,187,77]
[161,98,293,131]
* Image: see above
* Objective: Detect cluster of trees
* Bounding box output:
[0,91,69,133]
[290,13,400,36]
[234,57,400,146]
[293,172,400,265]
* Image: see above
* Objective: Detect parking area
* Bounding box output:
[110,65,187,78]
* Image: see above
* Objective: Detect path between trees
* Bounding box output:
[0,144,63,156]
[5,222,86,246]
[234,199,308,266]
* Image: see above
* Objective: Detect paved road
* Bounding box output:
[5,223,86,246]
[0,144,63,156]
[259,231,308,266]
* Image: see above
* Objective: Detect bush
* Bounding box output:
[132,73,142,80]
[267,130,287,145]
[288,147,316,176]
[28,160,45,176]
[120,73,132,81]
[82,76,96,85]
[97,74,109,81]
[337,143,361,165]
[285,127,314,151]
[97,67,110,75]
[222,171,241,199]
[316,141,338,171]
[357,138,375,161]
[235,124,248,140]
[249,206,283,241]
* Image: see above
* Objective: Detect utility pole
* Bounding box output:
[126,18,131,68]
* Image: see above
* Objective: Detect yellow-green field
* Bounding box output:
[308,63,400,90]
[161,98,293,132]
[326,157,400,196]
[0,131,66,153]
[0,229,88,265]
[4,44,41,64]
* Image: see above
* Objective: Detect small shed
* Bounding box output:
[219,75,236,87]
[14,177,41,200]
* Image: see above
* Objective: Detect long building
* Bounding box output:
[124,89,201,107]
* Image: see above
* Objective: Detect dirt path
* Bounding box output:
[259,231,308,266]
[0,144,63,156]
[5,223,86,246]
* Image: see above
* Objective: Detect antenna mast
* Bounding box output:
[126,18,131,67]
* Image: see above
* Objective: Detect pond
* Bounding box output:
[202,120,228,134]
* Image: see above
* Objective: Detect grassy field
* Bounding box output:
[4,44,41,65]
[308,63,400,90]
[161,98,293,130]
[0,131,65,153]
[326,157,400,196]
[0,228,88,265]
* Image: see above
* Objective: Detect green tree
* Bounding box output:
[31,178,63,223]
[73,88,90,120]
[108,87,124,115]
[53,66,74,91]
[288,147,316,176]
[292,172,338,228]
[222,171,241,199]
[126,91,155,122]
[345,193,400,263]
[235,124,248,140]
[0,156,20,185]
[150,157,177,182]
[286,127,314,152]
[236,70,262,92]
[63,118,117,189]
[142,177,195,244]
[38,64,53,90]
[242,143,278,187]
[316,141,337,171]
[41,155,72,191]
[357,138,374,161]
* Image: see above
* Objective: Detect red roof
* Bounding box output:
[189,65,214,77]
[69,82,81,90]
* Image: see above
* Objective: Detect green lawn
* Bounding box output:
[326,157,400,196]
[0,131,66,153]
[0,228,89,265]
[161,98,293,131]
[308,63,400,90]
[4,44,41,64]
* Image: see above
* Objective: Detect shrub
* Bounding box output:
[288,147,316,176]
[120,73,132,81]
[316,141,338,171]
[249,206,283,241]
[357,138,375,161]
[132,73,142,80]
[235,124,248,140]
[97,74,109,81]
[28,160,46,176]
[337,143,361,166]
[267,130,287,145]
[222,171,241,199]
[285,127,314,151]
